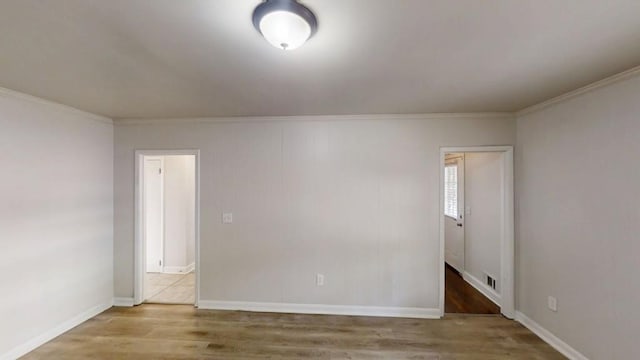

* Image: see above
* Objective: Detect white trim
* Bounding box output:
[517,65,640,116]
[135,149,201,307]
[439,146,515,319]
[462,271,501,306]
[439,151,446,317]
[113,297,135,307]
[114,112,514,126]
[515,311,589,360]
[162,262,195,274]
[198,300,440,319]
[0,86,112,124]
[0,301,111,360]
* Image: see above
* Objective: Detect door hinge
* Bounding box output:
[158,168,162,175]
[159,259,162,266]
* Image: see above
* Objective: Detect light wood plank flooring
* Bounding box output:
[22,304,565,359]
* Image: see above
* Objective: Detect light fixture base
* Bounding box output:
[252,0,318,50]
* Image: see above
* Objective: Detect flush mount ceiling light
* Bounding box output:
[252,0,318,51]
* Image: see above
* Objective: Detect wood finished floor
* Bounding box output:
[22,304,565,359]
[445,264,500,315]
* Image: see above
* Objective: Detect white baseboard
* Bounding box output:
[163,262,195,274]
[515,311,589,360]
[113,297,135,307]
[198,300,440,319]
[0,300,111,360]
[462,271,501,306]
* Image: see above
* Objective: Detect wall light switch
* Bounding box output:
[222,212,233,224]
[465,206,472,215]
[316,274,325,286]
[548,296,558,312]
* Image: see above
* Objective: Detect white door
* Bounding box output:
[444,156,465,273]
[144,158,164,273]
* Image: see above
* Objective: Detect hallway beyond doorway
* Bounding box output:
[445,264,499,314]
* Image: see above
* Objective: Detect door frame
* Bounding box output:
[439,146,514,318]
[134,149,201,306]
[143,156,165,273]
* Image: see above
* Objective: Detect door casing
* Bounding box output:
[134,149,200,306]
[439,146,514,318]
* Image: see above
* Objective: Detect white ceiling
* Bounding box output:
[0,0,639,119]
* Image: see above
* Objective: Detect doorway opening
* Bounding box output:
[439,146,514,318]
[135,150,200,306]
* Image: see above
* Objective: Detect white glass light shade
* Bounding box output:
[259,10,311,50]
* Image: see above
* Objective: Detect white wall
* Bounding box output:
[162,155,195,270]
[464,152,502,295]
[114,114,515,312]
[0,89,113,358]
[516,74,640,359]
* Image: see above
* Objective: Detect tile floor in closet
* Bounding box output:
[144,272,195,304]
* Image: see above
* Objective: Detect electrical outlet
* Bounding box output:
[316,274,325,286]
[548,296,558,312]
[222,212,233,224]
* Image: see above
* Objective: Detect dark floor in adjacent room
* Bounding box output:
[445,263,501,314]
[21,304,564,359]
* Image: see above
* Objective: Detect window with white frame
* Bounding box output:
[444,163,458,219]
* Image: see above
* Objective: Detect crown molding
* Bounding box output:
[114,112,514,126]
[517,65,640,117]
[0,86,112,124]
